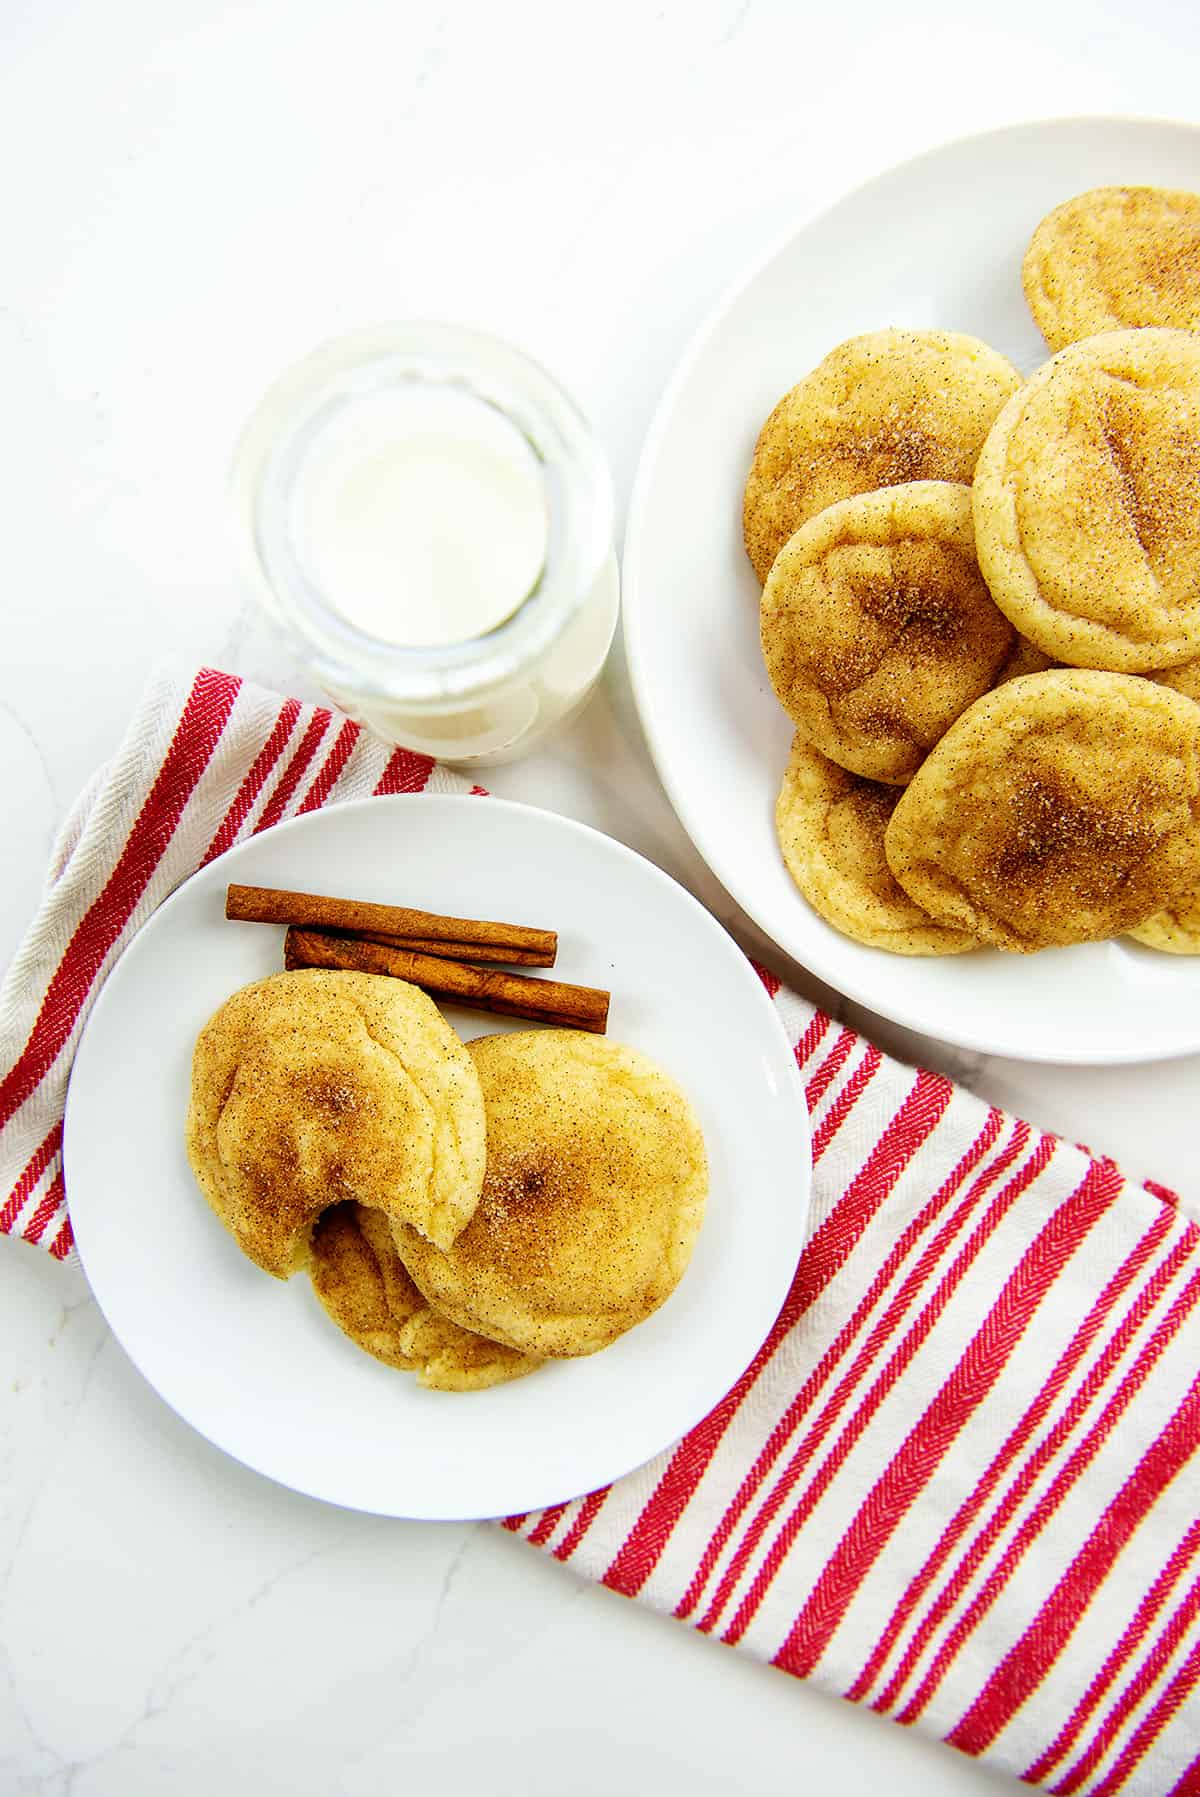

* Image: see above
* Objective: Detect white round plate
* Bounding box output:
[623,116,1200,1065]
[63,796,810,1519]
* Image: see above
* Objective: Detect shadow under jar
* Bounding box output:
[233,323,619,766]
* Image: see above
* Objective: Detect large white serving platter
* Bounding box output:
[623,117,1200,1063]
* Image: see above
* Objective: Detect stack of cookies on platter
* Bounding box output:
[185,969,707,1391]
[746,185,1200,957]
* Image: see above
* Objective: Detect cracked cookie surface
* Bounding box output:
[883,670,1200,952]
[760,481,1017,784]
[742,329,1022,584]
[309,1202,540,1388]
[972,329,1200,672]
[775,734,977,955]
[393,1031,708,1359]
[185,970,486,1275]
[1024,185,1200,351]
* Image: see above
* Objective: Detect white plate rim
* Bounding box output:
[622,113,1200,1068]
[63,792,812,1519]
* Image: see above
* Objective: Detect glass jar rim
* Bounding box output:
[232,322,615,705]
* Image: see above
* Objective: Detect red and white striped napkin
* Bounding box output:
[3,665,1200,1796]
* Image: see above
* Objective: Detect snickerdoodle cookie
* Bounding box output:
[883,670,1200,952]
[309,1202,540,1389]
[742,329,1022,582]
[185,971,486,1276]
[1024,186,1200,351]
[760,481,1016,783]
[1127,895,1200,955]
[972,329,1200,672]
[393,1032,708,1359]
[775,735,977,954]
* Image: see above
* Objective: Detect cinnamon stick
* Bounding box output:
[329,930,550,968]
[226,883,556,967]
[284,927,609,1034]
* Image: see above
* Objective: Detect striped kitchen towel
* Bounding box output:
[3,665,1200,1796]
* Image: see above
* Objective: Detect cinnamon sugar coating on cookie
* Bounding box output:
[1024,186,1200,350]
[184,970,487,1277]
[760,482,1016,784]
[884,671,1200,951]
[310,1202,540,1389]
[973,329,1200,673]
[774,735,977,954]
[743,329,1021,583]
[392,1031,707,1359]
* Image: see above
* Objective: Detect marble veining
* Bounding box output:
[1,3,1196,1792]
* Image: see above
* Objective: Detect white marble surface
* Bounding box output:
[2,3,1198,1792]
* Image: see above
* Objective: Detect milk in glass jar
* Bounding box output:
[232,324,618,765]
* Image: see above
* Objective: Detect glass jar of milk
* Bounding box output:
[233,324,619,766]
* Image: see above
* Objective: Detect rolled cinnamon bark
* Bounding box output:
[226,883,556,967]
[283,927,609,1034]
[328,929,550,968]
